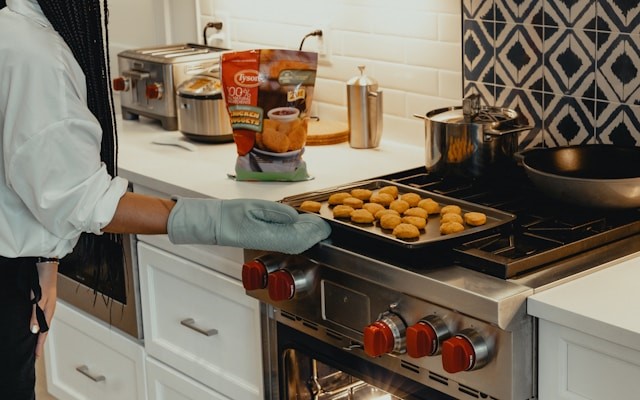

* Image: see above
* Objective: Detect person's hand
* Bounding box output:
[167,198,331,254]
[31,260,58,358]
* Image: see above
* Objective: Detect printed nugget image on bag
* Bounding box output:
[221,49,318,181]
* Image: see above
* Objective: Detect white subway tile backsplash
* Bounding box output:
[195,0,463,143]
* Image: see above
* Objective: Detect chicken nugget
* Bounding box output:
[351,188,373,201]
[393,223,420,239]
[400,192,421,207]
[343,197,364,209]
[363,202,385,215]
[328,192,351,205]
[380,213,402,230]
[402,216,427,230]
[404,207,428,219]
[464,212,487,226]
[440,221,465,235]
[440,205,462,216]
[441,213,463,225]
[379,185,399,199]
[370,192,394,207]
[375,209,400,220]
[389,199,410,214]
[262,126,290,153]
[332,205,354,219]
[287,119,307,151]
[418,198,441,214]
[299,200,322,213]
[350,209,375,224]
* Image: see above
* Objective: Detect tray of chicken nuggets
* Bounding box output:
[280,179,516,248]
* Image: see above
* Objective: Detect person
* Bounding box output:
[0,0,331,398]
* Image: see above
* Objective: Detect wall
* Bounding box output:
[462,0,640,148]
[106,0,462,146]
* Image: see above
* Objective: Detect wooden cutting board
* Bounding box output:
[307,120,349,145]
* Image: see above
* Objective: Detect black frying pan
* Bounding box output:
[520,145,640,209]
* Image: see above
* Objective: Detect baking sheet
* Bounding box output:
[280,179,516,249]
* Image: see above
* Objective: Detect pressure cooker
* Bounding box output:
[415,94,532,178]
[176,74,233,143]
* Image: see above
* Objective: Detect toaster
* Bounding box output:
[112,44,227,130]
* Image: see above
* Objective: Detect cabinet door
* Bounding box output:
[44,301,147,400]
[538,319,640,399]
[138,242,263,400]
[146,357,231,400]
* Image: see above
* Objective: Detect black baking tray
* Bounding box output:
[280,179,516,249]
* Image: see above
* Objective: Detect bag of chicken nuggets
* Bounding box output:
[220,49,318,181]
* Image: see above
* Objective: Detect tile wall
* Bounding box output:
[200,0,462,145]
[463,0,640,148]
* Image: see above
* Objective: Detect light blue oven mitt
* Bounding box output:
[167,197,331,254]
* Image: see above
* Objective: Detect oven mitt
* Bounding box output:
[167,197,331,254]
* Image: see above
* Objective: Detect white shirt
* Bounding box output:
[0,0,128,258]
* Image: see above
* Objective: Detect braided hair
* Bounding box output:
[36,0,125,298]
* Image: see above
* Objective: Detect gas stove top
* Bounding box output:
[339,166,640,280]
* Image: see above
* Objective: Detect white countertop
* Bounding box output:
[117,117,424,200]
[528,250,640,351]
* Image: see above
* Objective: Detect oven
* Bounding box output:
[56,189,142,340]
[243,166,640,400]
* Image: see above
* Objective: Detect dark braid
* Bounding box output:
[37,0,124,299]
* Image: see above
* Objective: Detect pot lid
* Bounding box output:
[347,65,378,88]
[177,75,223,99]
[428,106,520,125]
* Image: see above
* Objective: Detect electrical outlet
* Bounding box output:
[200,11,231,49]
[301,24,331,65]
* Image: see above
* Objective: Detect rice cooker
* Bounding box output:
[176,75,233,143]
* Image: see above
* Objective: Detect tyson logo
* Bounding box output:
[234,70,260,87]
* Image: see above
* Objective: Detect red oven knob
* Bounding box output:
[441,328,489,373]
[406,315,451,358]
[268,270,295,301]
[146,82,163,100]
[242,255,286,291]
[363,312,406,357]
[112,77,129,91]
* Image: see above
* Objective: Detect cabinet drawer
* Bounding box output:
[146,357,230,400]
[138,243,263,400]
[44,302,146,400]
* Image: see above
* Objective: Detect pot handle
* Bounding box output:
[413,113,427,120]
[485,124,533,136]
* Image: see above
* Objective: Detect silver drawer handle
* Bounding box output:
[75,365,105,382]
[180,318,218,336]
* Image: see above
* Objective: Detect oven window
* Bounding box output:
[58,235,127,304]
[278,323,455,400]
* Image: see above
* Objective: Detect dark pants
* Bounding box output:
[0,258,38,400]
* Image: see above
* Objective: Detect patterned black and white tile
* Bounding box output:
[462,0,640,147]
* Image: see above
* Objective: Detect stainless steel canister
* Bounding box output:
[347,65,383,149]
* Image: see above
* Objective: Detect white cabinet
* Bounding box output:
[137,241,263,400]
[537,320,640,399]
[146,357,230,400]
[44,301,147,400]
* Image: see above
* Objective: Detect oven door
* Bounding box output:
[57,232,142,340]
[265,311,455,400]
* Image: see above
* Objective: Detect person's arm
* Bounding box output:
[101,192,175,234]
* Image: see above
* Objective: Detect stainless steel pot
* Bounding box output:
[415,95,532,178]
[176,75,233,143]
[520,145,640,209]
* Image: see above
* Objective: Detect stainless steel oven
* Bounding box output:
[243,166,640,400]
[57,224,142,340]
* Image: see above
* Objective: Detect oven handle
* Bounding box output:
[180,318,219,337]
[75,365,106,383]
